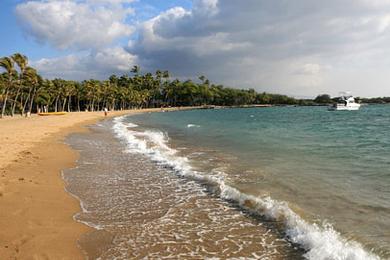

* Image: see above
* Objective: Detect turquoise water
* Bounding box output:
[127,105,390,258]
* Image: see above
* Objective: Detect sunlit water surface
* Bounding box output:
[65,105,389,259]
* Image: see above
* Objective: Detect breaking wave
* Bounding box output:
[187,124,201,128]
[112,116,380,260]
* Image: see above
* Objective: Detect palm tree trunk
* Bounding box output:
[1,89,9,118]
[19,94,24,116]
[22,89,32,116]
[67,95,71,112]
[11,87,22,116]
[77,96,80,112]
[22,96,29,115]
[28,88,37,114]
[91,98,95,112]
[55,96,59,112]
[62,98,67,112]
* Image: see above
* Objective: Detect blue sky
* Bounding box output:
[0,0,192,59]
[0,0,61,59]
[1,0,390,97]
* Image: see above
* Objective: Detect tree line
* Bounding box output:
[0,53,301,118]
[2,53,390,118]
[313,94,390,105]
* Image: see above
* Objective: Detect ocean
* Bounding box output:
[65,105,389,259]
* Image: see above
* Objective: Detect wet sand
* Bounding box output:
[64,117,303,259]
[0,108,193,259]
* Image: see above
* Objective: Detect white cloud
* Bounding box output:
[295,64,323,75]
[193,0,218,16]
[128,0,390,96]
[33,47,137,80]
[16,0,134,50]
[15,0,390,96]
[86,0,134,4]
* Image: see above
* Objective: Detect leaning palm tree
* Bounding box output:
[11,53,28,116]
[0,57,17,118]
[52,79,66,112]
[130,65,140,75]
[34,80,51,113]
[60,81,75,112]
[0,74,6,106]
[19,67,38,115]
[25,68,41,115]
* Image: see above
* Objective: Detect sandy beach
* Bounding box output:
[0,108,187,259]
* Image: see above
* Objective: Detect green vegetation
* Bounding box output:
[314,95,390,105]
[356,97,390,104]
[0,53,301,117]
[1,53,390,117]
[314,94,332,104]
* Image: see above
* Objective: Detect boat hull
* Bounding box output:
[38,112,67,116]
[328,104,361,111]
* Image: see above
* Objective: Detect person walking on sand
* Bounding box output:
[104,107,108,116]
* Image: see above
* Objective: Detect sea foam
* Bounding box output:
[112,116,380,260]
[187,124,201,128]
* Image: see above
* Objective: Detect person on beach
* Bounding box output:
[104,107,108,116]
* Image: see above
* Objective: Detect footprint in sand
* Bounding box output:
[0,184,5,197]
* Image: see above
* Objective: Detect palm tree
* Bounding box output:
[131,65,140,75]
[20,67,39,115]
[74,82,84,112]
[163,70,170,80]
[11,53,28,116]
[61,81,76,112]
[52,79,65,112]
[0,57,17,118]
[28,72,42,115]
[83,80,101,111]
[1,55,304,114]
[34,80,52,113]
[43,79,55,112]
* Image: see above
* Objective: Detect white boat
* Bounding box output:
[329,94,361,111]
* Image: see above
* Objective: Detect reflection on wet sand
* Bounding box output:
[64,120,302,259]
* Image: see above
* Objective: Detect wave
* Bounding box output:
[112,116,380,260]
[62,171,105,230]
[187,124,201,128]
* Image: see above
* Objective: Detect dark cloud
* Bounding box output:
[129,0,390,96]
[15,0,390,96]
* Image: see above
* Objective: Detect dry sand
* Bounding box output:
[0,108,191,259]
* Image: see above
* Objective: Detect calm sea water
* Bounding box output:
[125,105,390,258]
[66,116,303,259]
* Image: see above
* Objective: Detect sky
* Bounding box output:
[1,0,390,97]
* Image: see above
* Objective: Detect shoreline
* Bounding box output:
[2,106,384,259]
[0,107,196,259]
[63,114,302,259]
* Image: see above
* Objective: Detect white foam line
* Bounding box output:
[187,124,201,128]
[112,115,381,260]
[61,170,104,230]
